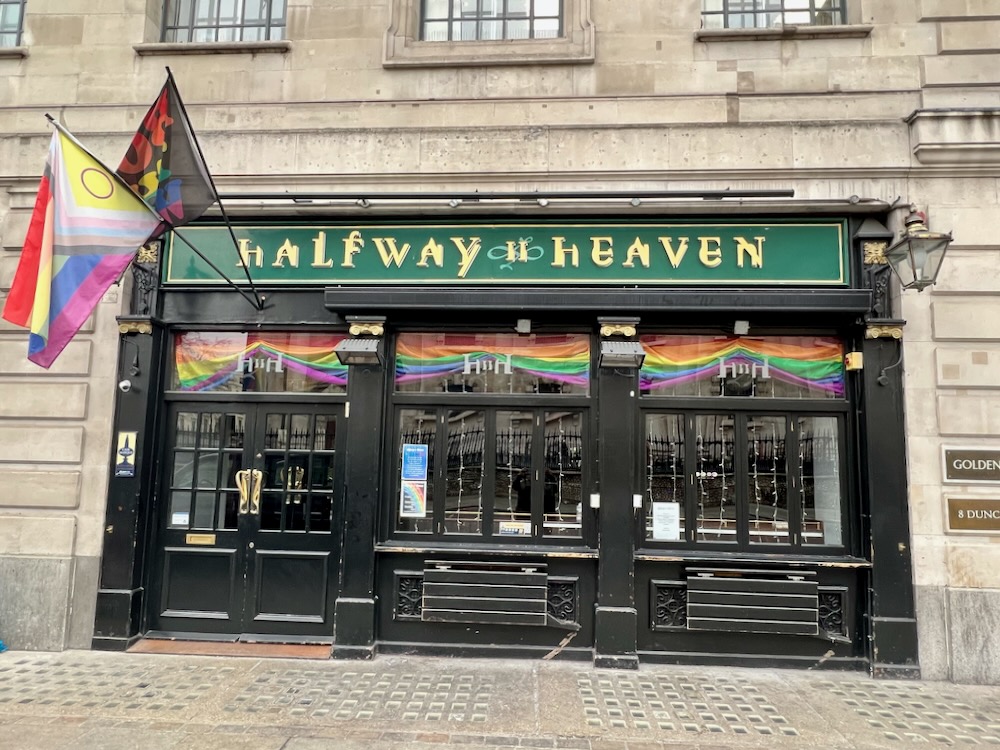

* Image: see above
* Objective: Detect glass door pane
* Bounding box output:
[747,415,789,545]
[695,414,736,543]
[396,409,437,533]
[645,413,685,542]
[799,416,843,546]
[494,410,534,537]
[543,411,583,538]
[445,410,485,534]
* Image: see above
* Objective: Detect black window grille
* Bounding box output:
[702,0,845,29]
[162,0,286,43]
[0,0,25,47]
[422,0,562,42]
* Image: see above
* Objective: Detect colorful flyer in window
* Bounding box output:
[401,443,429,481]
[652,502,681,541]
[400,480,427,518]
[114,431,137,477]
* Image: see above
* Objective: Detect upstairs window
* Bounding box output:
[162,0,287,42]
[0,0,25,46]
[422,0,561,42]
[702,0,845,30]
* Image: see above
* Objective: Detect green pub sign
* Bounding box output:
[164,221,848,286]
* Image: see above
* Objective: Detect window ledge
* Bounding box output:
[134,40,291,56]
[0,46,28,59]
[695,24,872,42]
[377,542,598,559]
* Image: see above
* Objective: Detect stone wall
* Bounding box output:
[0,0,998,676]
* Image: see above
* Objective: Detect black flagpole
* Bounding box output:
[170,229,265,310]
[165,66,266,310]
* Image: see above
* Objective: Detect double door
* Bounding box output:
[150,402,345,641]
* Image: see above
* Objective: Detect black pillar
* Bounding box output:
[331,355,386,659]
[92,319,166,650]
[860,324,920,678]
[594,330,641,669]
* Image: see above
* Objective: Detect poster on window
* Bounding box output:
[401,443,429,481]
[400,480,427,518]
[652,502,681,541]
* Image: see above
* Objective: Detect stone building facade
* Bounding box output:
[0,0,998,681]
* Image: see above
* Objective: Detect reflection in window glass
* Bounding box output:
[800,416,843,545]
[421,0,562,41]
[645,414,685,542]
[494,411,533,537]
[701,0,843,28]
[396,333,589,395]
[543,412,583,538]
[695,415,736,543]
[397,410,437,533]
[445,410,485,534]
[162,0,286,41]
[0,0,25,47]
[747,416,788,544]
[172,332,348,394]
[640,335,845,399]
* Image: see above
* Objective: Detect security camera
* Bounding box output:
[118,379,132,393]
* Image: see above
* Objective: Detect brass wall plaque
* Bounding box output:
[947,498,1000,532]
[185,533,217,545]
[943,448,1000,484]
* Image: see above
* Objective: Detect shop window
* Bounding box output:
[161,0,286,42]
[701,0,846,29]
[0,0,24,46]
[422,0,561,41]
[170,331,348,394]
[392,333,592,543]
[641,335,848,553]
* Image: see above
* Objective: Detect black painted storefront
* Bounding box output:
[92,213,919,676]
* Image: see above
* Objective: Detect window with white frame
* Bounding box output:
[162,0,286,43]
[422,0,562,42]
[702,0,845,29]
[0,0,25,46]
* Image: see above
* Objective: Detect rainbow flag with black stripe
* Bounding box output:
[1,128,161,368]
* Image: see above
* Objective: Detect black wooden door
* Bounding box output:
[149,402,344,642]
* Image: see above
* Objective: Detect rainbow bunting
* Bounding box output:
[1,128,161,368]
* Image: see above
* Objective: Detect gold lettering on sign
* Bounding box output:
[658,237,689,268]
[506,240,528,264]
[591,236,614,268]
[699,237,722,268]
[623,238,650,268]
[311,231,334,268]
[342,230,364,268]
[374,237,412,268]
[416,238,444,268]
[238,238,264,268]
[551,237,579,268]
[272,238,299,268]
[735,236,765,268]
[451,237,481,279]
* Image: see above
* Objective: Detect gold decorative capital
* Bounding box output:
[600,323,637,338]
[349,322,384,337]
[119,321,153,335]
[136,242,160,265]
[863,241,888,265]
[865,325,903,340]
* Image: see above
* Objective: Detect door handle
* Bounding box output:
[250,469,263,515]
[235,470,252,514]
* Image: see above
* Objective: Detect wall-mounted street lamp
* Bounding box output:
[599,340,646,368]
[334,315,386,366]
[885,207,953,292]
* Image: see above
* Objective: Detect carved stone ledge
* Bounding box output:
[906,108,1000,166]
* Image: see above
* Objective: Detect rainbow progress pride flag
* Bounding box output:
[1,128,161,368]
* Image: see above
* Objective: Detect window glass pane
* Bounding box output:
[423,20,449,39]
[193,491,216,529]
[481,0,502,17]
[747,416,789,545]
[494,410,533,537]
[0,3,22,32]
[695,415,736,543]
[645,414,685,542]
[270,0,285,21]
[216,25,238,41]
[457,19,477,39]
[309,494,333,532]
[397,410,436,533]
[480,19,502,39]
[173,332,349,393]
[508,0,529,14]
[458,0,477,14]
[703,0,723,10]
[800,416,843,545]
[425,0,449,18]
[244,0,266,21]
[543,412,583,538]
[218,454,241,530]
[396,333,590,395]
[640,335,844,399]
[445,410,485,534]
[219,0,238,23]
[193,27,219,42]
[533,18,559,37]
[195,0,217,23]
[169,491,191,528]
[535,0,559,15]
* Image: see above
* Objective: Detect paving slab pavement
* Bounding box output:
[1,649,999,749]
